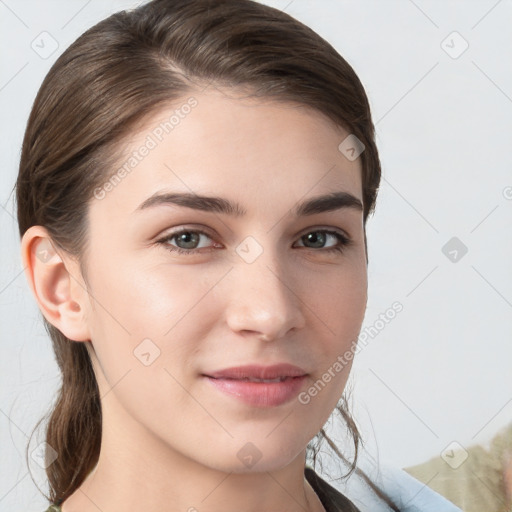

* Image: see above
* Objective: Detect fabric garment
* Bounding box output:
[305,466,363,511]
[327,461,463,511]
[404,423,512,512]
[350,463,464,512]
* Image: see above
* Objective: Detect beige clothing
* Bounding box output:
[404,423,512,512]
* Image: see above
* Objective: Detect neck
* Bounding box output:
[60,391,325,512]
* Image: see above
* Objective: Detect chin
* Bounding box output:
[203,435,307,475]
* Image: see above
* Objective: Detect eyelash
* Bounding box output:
[156,228,352,256]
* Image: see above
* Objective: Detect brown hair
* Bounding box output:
[15,0,395,508]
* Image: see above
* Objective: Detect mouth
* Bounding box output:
[204,363,308,380]
[209,376,293,383]
[202,364,309,407]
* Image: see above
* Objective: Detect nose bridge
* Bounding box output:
[225,234,305,340]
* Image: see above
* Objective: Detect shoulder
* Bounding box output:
[404,441,506,511]
[306,463,464,511]
[378,463,463,511]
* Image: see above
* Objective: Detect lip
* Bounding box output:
[205,363,308,380]
[202,364,309,407]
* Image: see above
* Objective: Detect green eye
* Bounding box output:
[295,230,351,254]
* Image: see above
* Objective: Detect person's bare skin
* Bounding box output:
[22,87,367,512]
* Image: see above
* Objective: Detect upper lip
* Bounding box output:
[204,364,308,380]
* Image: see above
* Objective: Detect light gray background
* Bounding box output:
[1,0,511,510]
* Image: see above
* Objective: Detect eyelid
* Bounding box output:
[156,225,216,242]
[294,226,350,240]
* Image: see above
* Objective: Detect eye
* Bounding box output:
[294,230,352,254]
[156,228,352,256]
[156,229,217,255]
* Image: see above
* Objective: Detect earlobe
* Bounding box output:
[20,225,91,342]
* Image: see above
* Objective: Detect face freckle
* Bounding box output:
[82,87,368,475]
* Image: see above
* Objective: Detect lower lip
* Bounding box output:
[204,375,308,407]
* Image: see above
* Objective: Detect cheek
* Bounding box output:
[83,261,206,414]
[298,269,365,415]
[88,257,203,334]
[301,262,367,401]
[84,258,217,378]
[308,259,367,336]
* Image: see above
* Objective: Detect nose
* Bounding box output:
[224,246,306,342]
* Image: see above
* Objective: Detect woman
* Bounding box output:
[16,1,460,510]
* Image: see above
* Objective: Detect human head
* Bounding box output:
[16,0,381,505]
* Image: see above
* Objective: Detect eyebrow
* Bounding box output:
[134,190,363,217]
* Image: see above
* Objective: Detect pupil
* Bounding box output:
[178,232,199,249]
[306,232,325,248]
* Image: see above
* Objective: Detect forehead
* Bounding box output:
[89,87,363,224]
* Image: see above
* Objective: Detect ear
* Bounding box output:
[20,225,91,342]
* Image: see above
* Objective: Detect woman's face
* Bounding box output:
[78,87,367,473]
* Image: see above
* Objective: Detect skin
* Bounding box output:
[21,87,368,512]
